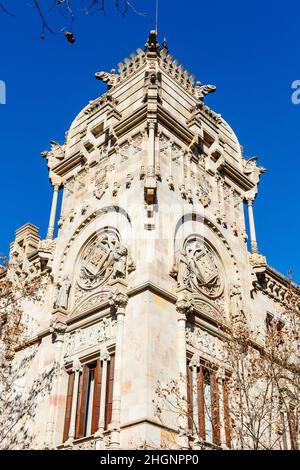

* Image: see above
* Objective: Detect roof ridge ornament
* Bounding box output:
[94,32,216,103]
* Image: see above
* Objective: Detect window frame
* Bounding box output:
[63,353,115,443]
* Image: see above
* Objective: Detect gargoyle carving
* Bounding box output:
[95,69,119,89]
[243,156,266,185]
[194,81,216,100]
[41,140,65,169]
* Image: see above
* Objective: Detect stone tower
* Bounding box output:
[2,31,300,450]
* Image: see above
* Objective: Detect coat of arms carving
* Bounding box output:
[77,232,134,291]
[171,238,223,298]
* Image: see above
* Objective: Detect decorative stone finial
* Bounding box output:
[145,30,160,53]
[161,37,169,52]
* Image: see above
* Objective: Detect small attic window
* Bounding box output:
[203,131,215,148]
[90,122,104,139]
[83,140,94,152]
[211,150,222,162]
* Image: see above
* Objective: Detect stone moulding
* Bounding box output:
[192,296,225,323]
[71,290,111,317]
[52,151,87,177]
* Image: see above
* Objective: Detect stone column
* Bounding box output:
[190,354,200,439]
[246,196,258,254]
[94,347,110,450]
[148,121,156,173]
[216,368,228,449]
[47,179,61,240]
[96,348,110,436]
[46,316,67,448]
[176,290,193,449]
[65,356,82,446]
[108,283,128,449]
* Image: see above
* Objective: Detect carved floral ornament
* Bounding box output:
[171,237,224,299]
[77,230,135,291]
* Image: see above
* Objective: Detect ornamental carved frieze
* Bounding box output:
[75,168,88,192]
[171,238,224,299]
[65,177,75,197]
[64,316,116,358]
[186,323,225,361]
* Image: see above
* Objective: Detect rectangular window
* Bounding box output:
[186,364,193,431]
[63,372,75,443]
[187,362,226,447]
[63,355,114,442]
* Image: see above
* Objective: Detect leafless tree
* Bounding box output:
[0,256,56,449]
[0,1,148,43]
[153,295,300,450]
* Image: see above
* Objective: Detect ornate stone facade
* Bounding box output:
[1,31,299,451]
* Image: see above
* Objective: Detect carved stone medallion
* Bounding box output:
[77,231,135,291]
[177,238,223,298]
[77,232,131,291]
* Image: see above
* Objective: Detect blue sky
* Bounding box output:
[0,0,299,282]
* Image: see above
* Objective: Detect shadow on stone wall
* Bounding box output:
[0,348,58,450]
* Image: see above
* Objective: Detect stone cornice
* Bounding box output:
[113,104,148,139]
[157,104,194,145]
[266,265,299,290]
[51,151,86,178]
[220,160,256,192]
[258,265,300,310]
[112,102,195,146]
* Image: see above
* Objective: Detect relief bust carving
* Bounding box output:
[172,238,223,298]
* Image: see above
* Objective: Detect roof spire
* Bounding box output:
[155,0,159,34]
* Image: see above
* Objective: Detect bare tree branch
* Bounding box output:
[0,0,149,42]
